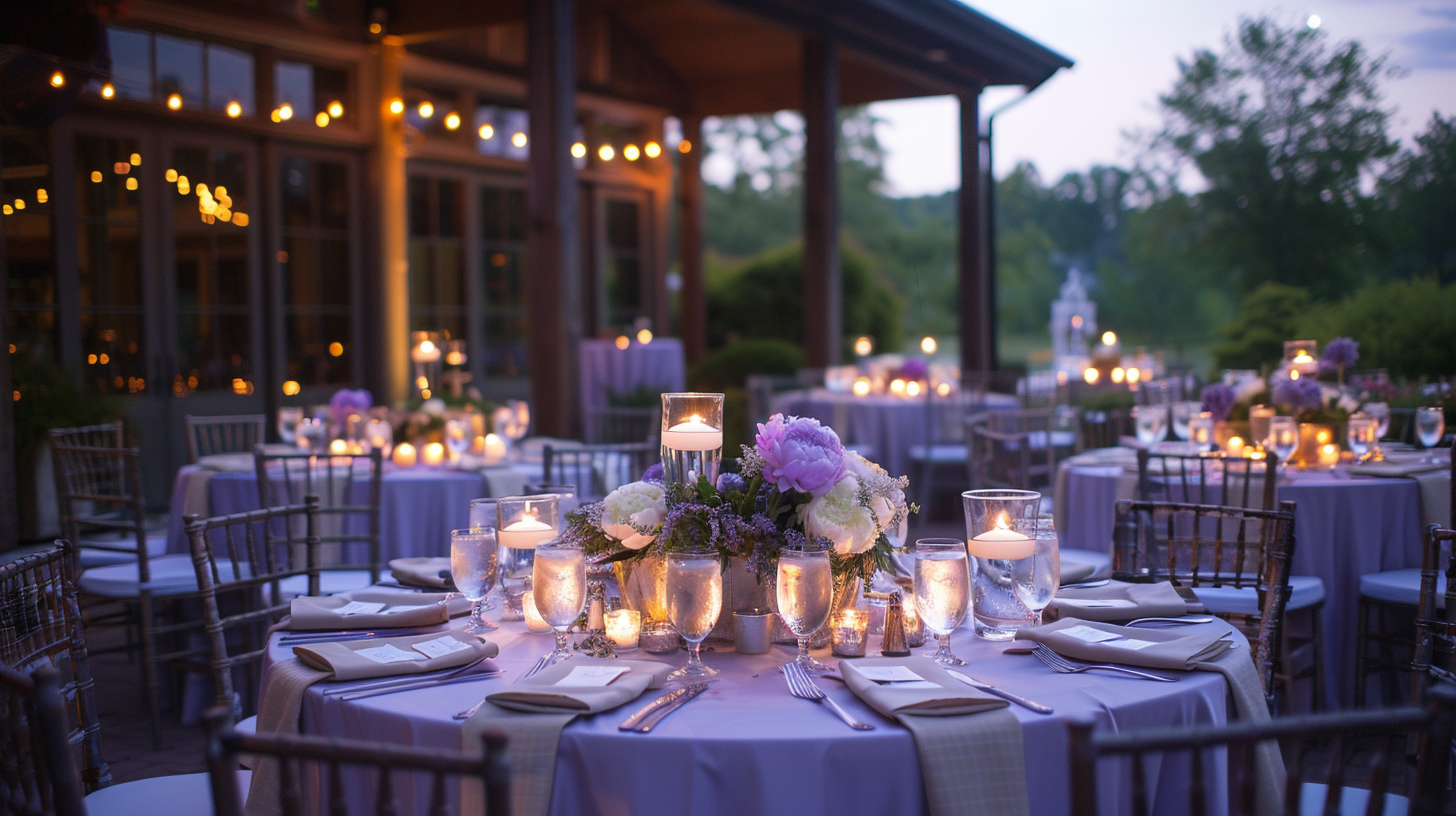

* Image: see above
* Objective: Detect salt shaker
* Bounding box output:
[880,591,911,657]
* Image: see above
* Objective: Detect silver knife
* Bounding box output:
[947,670,1054,715]
[619,684,706,732]
[631,684,708,733]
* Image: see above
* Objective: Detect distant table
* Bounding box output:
[578,338,685,441]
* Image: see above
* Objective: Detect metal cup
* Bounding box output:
[733,609,774,654]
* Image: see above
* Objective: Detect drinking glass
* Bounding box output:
[1365,402,1391,440]
[667,548,724,682]
[532,538,587,665]
[913,539,971,665]
[962,490,1038,641]
[1347,414,1376,460]
[1267,416,1299,465]
[1132,404,1168,446]
[661,393,726,487]
[296,416,327,451]
[525,484,579,518]
[1170,401,1200,441]
[444,417,472,459]
[776,542,834,673]
[1014,520,1060,627]
[1187,412,1215,453]
[1248,405,1275,450]
[277,407,304,446]
[1417,407,1446,449]
[467,499,498,608]
[451,529,499,633]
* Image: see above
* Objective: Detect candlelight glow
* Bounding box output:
[852,377,871,396]
[644,141,662,158]
[920,336,938,354]
[167,94,183,110]
[418,101,434,118]
[936,382,952,396]
[101,83,115,99]
[906,381,922,397]
[328,101,344,117]
[853,336,873,356]
[624,144,641,161]
[278,103,293,120]
[615,335,630,350]
[636,329,653,344]
[1102,331,1117,346]
[50,72,64,88]
[1111,367,1126,384]
[226,101,242,117]
[315,112,330,127]
[1290,370,1301,380]
[512,132,527,148]
[1084,367,1099,384]
[599,144,615,161]
[890,379,906,394]
[478,123,494,139]
[571,142,586,158]
[1126,367,1141,384]
[444,111,461,130]
[389,98,404,115]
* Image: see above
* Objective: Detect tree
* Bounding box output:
[1149,15,1400,298]
[1380,113,1456,283]
[1210,282,1311,371]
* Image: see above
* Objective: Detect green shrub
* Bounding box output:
[1298,277,1456,380]
[11,351,124,464]
[1210,283,1311,373]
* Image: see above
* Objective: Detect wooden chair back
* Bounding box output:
[49,425,151,581]
[587,406,660,444]
[1,663,90,816]
[1112,499,1296,700]
[1068,683,1456,816]
[185,497,321,721]
[1136,450,1279,511]
[745,374,798,430]
[965,408,1062,491]
[201,707,510,816]
[0,541,109,791]
[253,448,382,581]
[542,442,656,500]
[1076,407,1132,452]
[185,414,267,462]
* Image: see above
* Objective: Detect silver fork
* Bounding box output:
[1031,644,1178,682]
[783,662,874,730]
[454,654,552,720]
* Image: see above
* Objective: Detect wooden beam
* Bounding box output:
[0,139,15,551]
[526,0,583,437]
[376,40,410,406]
[802,35,840,367]
[957,91,994,376]
[677,115,706,367]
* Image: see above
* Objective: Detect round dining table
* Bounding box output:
[259,605,1248,816]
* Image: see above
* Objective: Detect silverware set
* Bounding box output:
[321,654,499,702]
[783,662,873,730]
[1030,644,1178,682]
[618,684,709,732]
[453,654,553,721]
[277,626,441,646]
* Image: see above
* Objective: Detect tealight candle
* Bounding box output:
[523,594,552,633]
[1319,443,1340,468]
[482,433,507,464]
[902,596,926,647]
[1226,436,1245,456]
[852,377,871,397]
[471,435,486,456]
[422,442,446,467]
[639,620,680,654]
[831,609,868,657]
[968,514,1035,560]
[660,413,723,451]
[329,438,348,455]
[392,442,417,468]
[605,609,641,650]
[499,516,554,550]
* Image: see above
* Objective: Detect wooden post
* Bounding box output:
[957,91,993,378]
[802,36,840,367]
[526,0,582,437]
[0,138,14,551]
[376,39,410,406]
[677,115,706,367]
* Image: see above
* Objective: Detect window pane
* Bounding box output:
[317,161,348,229]
[76,135,142,220]
[312,65,348,123]
[281,156,312,229]
[408,177,430,237]
[156,35,204,108]
[171,146,209,224]
[80,223,143,307]
[438,179,460,238]
[107,28,152,101]
[318,239,350,305]
[285,314,351,386]
[275,61,313,112]
[207,44,255,116]
[82,313,146,394]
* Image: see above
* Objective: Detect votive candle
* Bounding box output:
[1319,443,1340,468]
[606,609,641,650]
[422,442,446,467]
[392,442,417,468]
[523,594,552,633]
[831,609,868,657]
[902,597,926,647]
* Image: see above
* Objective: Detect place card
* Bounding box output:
[410,635,472,659]
[1060,625,1124,644]
[555,666,630,687]
[354,644,427,664]
[334,600,388,616]
[856,665,928,683]
[1105,638,1155,651]
[382,604,436,614]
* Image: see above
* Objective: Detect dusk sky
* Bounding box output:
[866,0,1456,196]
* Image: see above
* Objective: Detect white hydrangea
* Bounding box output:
[600,481,666,550]
[797,474,878,556]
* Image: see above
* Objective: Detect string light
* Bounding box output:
[233,213,249,227]
[11,200,22,210]
[623,144,640,161]
[571,142,586,158]
[678,139,692,153]
[50,72,64,88]
[166,169,178,182]
[131,153,141,165]
[90,171,102,183]
[36,189,47,203]
[167,93,182,110]
[644,141,662,158]
[511,132,527,148]
[444,111,461,130]
[278,103,293,121]
[598,144,614,161]
[100,84,115,99]
[2,206,11,215]
[328,101,343,118]
[329,342,344,357]
[316,112,330,127]
[282,380,301,396]
[417,101,433,118]
[226,101,242,117]
[369,22,382,34]
[125,178,137,190]
[389,98,404,115]
[478,123,494,139]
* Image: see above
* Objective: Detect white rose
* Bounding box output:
[601,481,666,550]
[844,452,901,532]
[797,475,878,556]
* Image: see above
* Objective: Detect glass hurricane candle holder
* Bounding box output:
[660,392,725,486]
[497,495,559,620]
[962,490,1039,641]
[830,609,868,657]
[640,620,680,654]
[606,609,642,650]
[1284,340,1319,376]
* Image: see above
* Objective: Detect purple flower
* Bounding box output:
[716,472,746,494]
[1200,383,1237,422]
[641,462,664,483]
[1322,337,1359,371]
[755,414,847,497]
[329,388,373,430]
[1272,377,1324,413]
[898,359,929,381]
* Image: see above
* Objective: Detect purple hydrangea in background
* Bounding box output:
[755,414,847,497]
[329,388,373,430]
[641,462,664,483]
[898,359,929,381]
[1272,377,1324,413]
[1200,383,1237,422]
[1322,337,1359,372]
[716,472,746,494]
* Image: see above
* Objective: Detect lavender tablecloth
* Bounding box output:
[1055,449,1445,708]
[578,338,685,442]
[260,612,1242,816]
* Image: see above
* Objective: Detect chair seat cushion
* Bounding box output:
[271,569,375,601]
[84,770,250,815]
[1298,782,1407,816]
[1193,574,1325,616]
[1358,568,1432,608]
[77,555,243,598]
[77,533,169,568]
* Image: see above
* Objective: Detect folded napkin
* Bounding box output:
[1058,560,1096,586]
[461,658,673,816]
[840,657,1026,816]
[389,556,454,589]
[246,630,498,816]
[285,589,471,631]
[1349,459,1451,528]
[1048,581,1191,623]
[197,452,258,472]
[1016,618,1284,816]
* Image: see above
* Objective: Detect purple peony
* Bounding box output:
[755,414,847,497]
[1322,337,1359,371]
[716,472,746,494]
[898,359,929,381]
[641,462,664,483]
[1200,383,1237,422]
[329,388,373,430]
[1272,377,1324,413]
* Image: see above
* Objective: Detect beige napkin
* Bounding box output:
[1058,560,1096,586]
[840,656,1026,816]
[461,658,673,816]
[1017,618,1285,816]
[1048,581,1191,623]
[1349,459,1451,528]
[389,556,453,588]
[245,631,498,816]
[285,589,471,631]
[198,452,258,472]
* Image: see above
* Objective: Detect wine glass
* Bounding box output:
[913,538,971,665]
[1013,520,1060,627]
[444,417,471,459]
[1132,404,1168,446]
[451,529,499,633]
[776,542,834,674]
[532,538,587,665]
[277,407,304,446]
[1186,412,1215,453]
[296,416,327,451]
[1170,401,1199,441]
[1417,407,1446,449]
[667,548,723,682]
[1347,414,1376,461]
[1365,402,1390,440]
[1267,416,1299,465]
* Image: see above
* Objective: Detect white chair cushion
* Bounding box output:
[271,569,375,601]
[77,555,245,598]
[1193,574,1325,616]
[1358,568,1432,608]
[84,770,250,815]
[77,533,169,568]
[1298,782,1407,816]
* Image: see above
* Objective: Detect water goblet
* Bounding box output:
[1267,416,1299,466]
[1170,401,1200,441]
[467,499,497,607]
[913,538,971,665]
[1417,407,1446,449]
[1186,412,1215,453]
[296,416,327,451]
[1014,520,1060,627]
[1347,414,1376,461]
[667,547,724,682]
[1365,402,1391,441]
[451,529,499,633]
[532,538,587,665]
[1132,404,1168,447]
[776,541,834,674]
[277,407,304,446]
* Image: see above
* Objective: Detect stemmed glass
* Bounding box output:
[1347,414,1377,462]
[1417,407,1446,450]
[532,538,587,665]
[776,541,834,674]
[1267,416,1299,466]
[450,529,499,633]
[1013,522,1060,627]
[1170,401,1199,442]
[1132,404,1168,446]
[277,407,304,446]
[1365,402,1391,442]
[667,547,723,682]
[467,499,497,608]
[913,539,971,665]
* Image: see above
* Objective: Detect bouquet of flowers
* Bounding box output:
[561,414,912,585]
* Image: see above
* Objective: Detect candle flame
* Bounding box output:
[690,414,701,424]
[993,513,1010,532]
[1294,350,1312,363]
